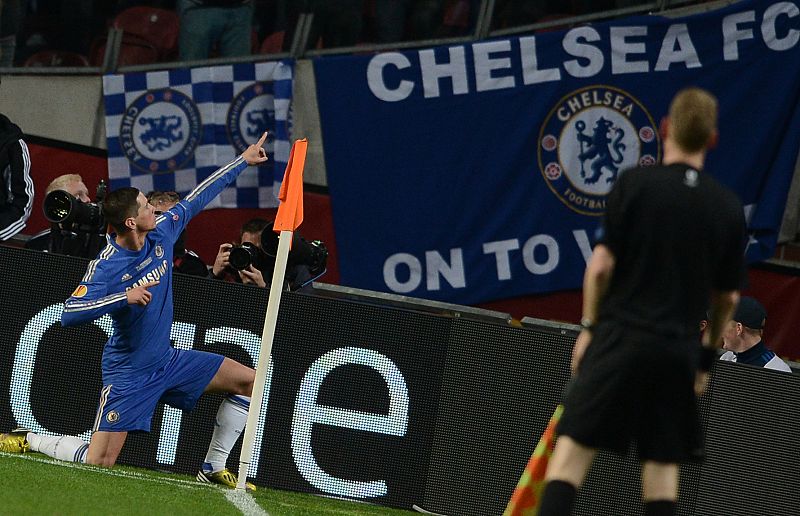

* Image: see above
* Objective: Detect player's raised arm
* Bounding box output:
[172,132,269,223]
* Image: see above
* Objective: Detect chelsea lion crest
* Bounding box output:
[119,88,202,174]
[538,85,660,216]
[227,82,275,153]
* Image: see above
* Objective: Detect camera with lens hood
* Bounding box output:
[228,242,267,271]
[226,221,329,290]
[40,180,107,258]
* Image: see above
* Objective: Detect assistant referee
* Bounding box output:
[538,88,746,516]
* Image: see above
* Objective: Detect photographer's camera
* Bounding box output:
[33,178,107,258]
[43,189,103,227]
[228,242,265,271]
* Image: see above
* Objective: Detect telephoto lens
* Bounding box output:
[43,190,77,223]
[43,190,103,226]
[228,242,260,270]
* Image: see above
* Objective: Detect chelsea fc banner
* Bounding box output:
[314,0,800,304]
[103,60,293,208]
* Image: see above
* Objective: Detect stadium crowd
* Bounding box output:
[0,0,714,67]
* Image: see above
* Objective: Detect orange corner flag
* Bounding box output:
[274,139,308,233]
[504,405,563,516]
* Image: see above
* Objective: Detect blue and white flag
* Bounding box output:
[103,60,293,208]
[314,0,800,305]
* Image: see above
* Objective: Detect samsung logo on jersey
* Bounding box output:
[126,260,169,291]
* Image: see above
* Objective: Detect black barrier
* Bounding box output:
[421,319,700,516]
[694,361,800,516]
[0,246,447,509]
[2,245,800,514]
[423,319,573,514]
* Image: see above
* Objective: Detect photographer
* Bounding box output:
[0,113,33,241]
[212,218,272,287]
[26,174,106,258]
[146,190,210,277]
[212,217,328,291]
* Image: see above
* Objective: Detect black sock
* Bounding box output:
[644,500,676,516]
[538,480,577,516]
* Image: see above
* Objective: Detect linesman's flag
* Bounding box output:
[273,138,307,236]
[504,405,564,516]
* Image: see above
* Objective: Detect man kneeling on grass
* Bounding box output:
[0,134,272,491]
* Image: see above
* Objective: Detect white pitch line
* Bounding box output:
[412,504,449,515]
[4,452,271,515]
[2,452,210,490]
[224,490,269,516]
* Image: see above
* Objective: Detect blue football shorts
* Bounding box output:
[93,348,225,432]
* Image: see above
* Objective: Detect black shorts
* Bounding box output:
[557,322,703,463]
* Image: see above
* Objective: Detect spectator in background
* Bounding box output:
[406,0,444,40]
[403,0,476,41]
[0,112,33,241]
[115,0,178,10]
[147,190,209,277]
[211,217,270,287]
[374,0,409,43]
[59,0,98,55]
[146,189,179,211]
[210,217,324,291]
[284,0,363,50]
[252,0,284,44]
[178,0,253,60]
[1,0,24,66]
[46,173,91,203]
[25,173,92,253]
[492,0,549,30]
[720,296,792,372]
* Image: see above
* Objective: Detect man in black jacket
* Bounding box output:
[0,113,33,241]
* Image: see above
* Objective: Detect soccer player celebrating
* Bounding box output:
[0,133,270,491]
[538,89,745,516]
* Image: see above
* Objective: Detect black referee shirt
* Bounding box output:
[597,163,746,338]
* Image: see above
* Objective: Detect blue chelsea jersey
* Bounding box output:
[61,156,248,383]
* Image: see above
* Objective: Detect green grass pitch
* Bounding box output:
[0,452,415,515]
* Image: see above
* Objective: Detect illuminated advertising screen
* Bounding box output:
[0,246,446,508]
[2,246,799,515]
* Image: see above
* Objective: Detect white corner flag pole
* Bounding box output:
[236,229,294,490]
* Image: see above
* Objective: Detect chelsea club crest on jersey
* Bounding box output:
[538,85,661,216]
[119,88,202,174]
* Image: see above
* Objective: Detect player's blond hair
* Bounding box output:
[146,190,180,205]
[46,174,83,195]
[669,88,718,153]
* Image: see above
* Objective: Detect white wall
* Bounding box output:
[0,75,105,147]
